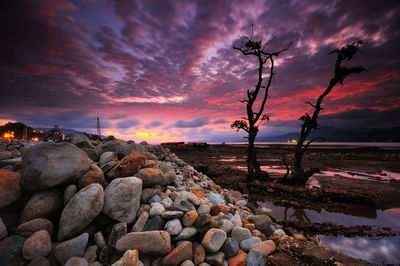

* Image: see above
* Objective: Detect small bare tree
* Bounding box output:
[231,26,293,178]
[283,40,365,184]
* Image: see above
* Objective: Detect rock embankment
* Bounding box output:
[0,137,373,265]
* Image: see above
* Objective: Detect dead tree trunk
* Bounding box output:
[231,26,293,179]
[284,40,365,184]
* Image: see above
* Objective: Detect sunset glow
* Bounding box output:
[0,0,399,142]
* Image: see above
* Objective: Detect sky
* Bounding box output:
[0,0,399,143]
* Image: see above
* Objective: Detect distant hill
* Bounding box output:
[256,127,400,142]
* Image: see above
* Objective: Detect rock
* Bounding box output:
[58,184,104,241]
[149,203,165,217]
[107,152,146,179]
[78,163,107,189]
[206,193,225,204]
[103,177,142,223]
[143,216,165,231]
[165,171,176,185]
[247,215,272,232]
[221,237,239,258]
[197,204,211,215]
[231,227,251,243]
[16,218,53,237]
[0,235,26,266]
[164,218,182,236]
[247,249,265,266]
[83,245,97,263]
[227,249,247,266]
[0,170,21,208]
[21,142,91,190]
[116,231,171,256]
[175,227,197,241]
[201,228,227,253]
[162,241,192,265]
[111,249,142,266]
[205,251,225,266]
[131,212,149,232]
[144,152,157,160]
[182,210,198,227]
[210,204,229,216]
[22,230,52,260]
[20,189,63,223]
[220,219,233,233]
[230,214,242,227]
[64,184,78,205]
[158,161,174,174]
[94,231,106,249]
[116,143,146,159]
[273,229,286,239]
[99,152,118,167]
[70,133,98,161]
[108,222,127,248]
[240,237,261,252]
[0,149,12,160]
[28,256,50,266]
[194,244,206,265]
[65,257,89,266]
[55,233,89,265]
[181,260,195,266]
[248,240,276,256]
[142,188,160,203]
[135,168,166,187]
[143,159,158,169]
[161,211,183,220]
[0,218,7,240]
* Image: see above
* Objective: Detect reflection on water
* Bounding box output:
[317,235,400,265]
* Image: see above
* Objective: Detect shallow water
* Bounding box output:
[227,189,400,265]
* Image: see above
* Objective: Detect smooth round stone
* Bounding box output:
[181,260,195,266]
[161,198,173,208]
[240,237,261,252]
[206,193,225,204]
[247,214,272,231]
[135,168,166,187]
[116,231,171,256]
[27,256,50,266]
[143,216,165,231]
[273,229,286,239]
[201,228,227,253]
[175,227,197,241]
[65,257,89,266]
[197,204,211,215]
[221,237,239,258]
[161,211,183,220]
[162,241,192,266]
[220,219,233,233]
[231,226,252,243]
[54,233,89,265]
[164,218,182,236]
[149,203,165,218]
[22,230,51,260]
[249,240,276,256]
[0,170,21,208]
[0,235,27,266]
[182,210,198,227]
[205,251,225,266]
[16,218,53,237]
[131,212,149,232]
[64,184,77,205]
[247,249,265,266]
[149,194,161,204]
[230,214,242,227]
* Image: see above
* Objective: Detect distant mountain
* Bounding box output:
[256,127,400,142]
[35,127,81,135]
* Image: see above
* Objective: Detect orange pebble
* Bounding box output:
[227,249,247,266]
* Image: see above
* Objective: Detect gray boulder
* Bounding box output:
[21,142,91,190]
[58,184,104,241]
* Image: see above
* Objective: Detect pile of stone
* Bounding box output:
[0,134,287,266]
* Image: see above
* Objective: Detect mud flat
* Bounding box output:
[173,143,400,265]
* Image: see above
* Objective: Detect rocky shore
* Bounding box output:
[0,136,374,265]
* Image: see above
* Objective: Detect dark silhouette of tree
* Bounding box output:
[231,26,293,178]
[283,40,365,184]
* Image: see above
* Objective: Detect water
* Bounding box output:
[250,196,400,265]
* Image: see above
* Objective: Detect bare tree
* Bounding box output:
[231,26,293,178]
[283,40,365,184]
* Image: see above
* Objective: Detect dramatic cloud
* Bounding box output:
[0,0,399,142]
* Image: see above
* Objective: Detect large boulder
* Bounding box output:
[103,177,142,223]
[115,143,146,159]
[21,142,91,190]
[70,133,98,161]
[19,189,63,223]
[0,170,21,209]
[107,152,146,179]
[22,230,52,260]
[78,163,107,189]
[58,184,104,241]
[135,168,166,187]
